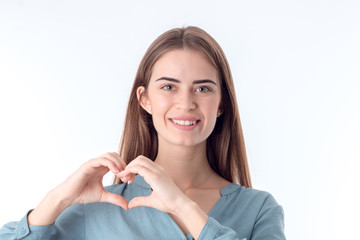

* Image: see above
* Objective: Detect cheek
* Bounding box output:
[199,98,221,124]
[201,96,221,112]
[149,94,172,126]
[151,94,170,112]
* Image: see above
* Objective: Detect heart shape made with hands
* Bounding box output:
[114,158,187,214]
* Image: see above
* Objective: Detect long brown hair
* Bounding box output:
[113,26,252,188]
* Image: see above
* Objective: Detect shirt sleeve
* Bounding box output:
[251,195,285,240]
[197,193,285,240]
[197,217,246,240]
[0,204,85,240]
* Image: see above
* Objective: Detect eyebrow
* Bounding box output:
[155,77,217,85]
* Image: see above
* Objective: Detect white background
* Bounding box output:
[1,1,359,239]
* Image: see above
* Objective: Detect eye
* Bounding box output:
[161,84,177,91]
[195,86,211,93]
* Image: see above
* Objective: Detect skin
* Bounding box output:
[28,49,230,239]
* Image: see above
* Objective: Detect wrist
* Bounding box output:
[47,189,73,211]
[28,190,70,226]
[173,197,209,239]
[174,197,197,218]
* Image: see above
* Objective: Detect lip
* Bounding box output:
[168,117,201,131]
[171,116,200,121]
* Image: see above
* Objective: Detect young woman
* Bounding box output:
[0,26,285,240]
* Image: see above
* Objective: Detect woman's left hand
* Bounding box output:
[117,155,189,214]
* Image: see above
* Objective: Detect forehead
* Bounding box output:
[150,49,219,83]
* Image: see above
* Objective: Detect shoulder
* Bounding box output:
[215,184,284,236]
[236,186,281,208]
[233,187,285,238]
[223,183,276,200]
[221,184,283,219]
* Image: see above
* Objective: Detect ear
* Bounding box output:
[136,86,152,114]
[217,105,223,117]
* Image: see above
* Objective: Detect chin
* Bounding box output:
[169,138,205,148]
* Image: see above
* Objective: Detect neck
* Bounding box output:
[154,139,213,191]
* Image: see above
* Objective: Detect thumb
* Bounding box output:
[128,196,153,209]
[100,191,129,210]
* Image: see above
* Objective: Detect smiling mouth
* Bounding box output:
[170,119,200,126]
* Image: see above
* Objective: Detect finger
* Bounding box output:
[126,155,151,168]
[129,173,136,184]
[86,158,121,175]
[116,165,136,183]
[100,152,126,171]
[121,155,158,183]
[122,172,136,184]
[117,169,137,184]
[100,191,129,210]
[120,165,161,188]
[101,153,136,181]
[120,174,133,183]
[118,164,153,179]
[109,152,127,170]
[128,196,153,209]
[126,155,160,173]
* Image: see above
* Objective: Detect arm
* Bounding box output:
[183,197,285,240]
[27,189,70,226]
[176,200,243,240]
[29,152,130,226]
[118,156,285,240]
[251,196,285,240]
[118,156,242,240]
[175,198,209,239]
[0,205,85,240]
[0,152,133,239]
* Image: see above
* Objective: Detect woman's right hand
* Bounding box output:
[28,152,133,225]
[54,152,132,208]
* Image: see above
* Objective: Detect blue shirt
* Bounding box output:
[0,175,285,240]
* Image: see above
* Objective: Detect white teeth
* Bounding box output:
[171,119,197,126]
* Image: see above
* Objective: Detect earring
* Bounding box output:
[217,110,221,117]
[148,106,152,113]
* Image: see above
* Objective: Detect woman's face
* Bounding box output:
[138,49,222,147]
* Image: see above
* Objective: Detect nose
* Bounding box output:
[175,90,196,111]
